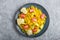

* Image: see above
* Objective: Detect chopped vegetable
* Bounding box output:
[17,18,24,25]
[30,8,34,12]
[31,17,37,22]
[26,29,33,35]
[21,7,27,14]
[32,27,37,32]
[34,29,40,34]
[40,14,45,19]
[20,13,25,18]
[23,24,29,29]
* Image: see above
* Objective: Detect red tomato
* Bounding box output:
[30,8,34,12]
[20,13,25,18]
[32,28,37,32]
[40,14,45,19]
[23,24,29,29]
[31,17,37,22]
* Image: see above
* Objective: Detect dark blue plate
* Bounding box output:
[14,3,50,38]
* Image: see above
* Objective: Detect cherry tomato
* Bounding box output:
[32,27,37,32]
[19,13,25,18]
[31,17,37,22]
[23,24,29,29]
[30,8,34,12]
[40,14,45,19]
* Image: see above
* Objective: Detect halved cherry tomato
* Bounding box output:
[30,8,34,12]
[23,24,29,29]
[31,17,37,22]
[32,27,37,32]
[40,14,45,19]
[19,13,25,18]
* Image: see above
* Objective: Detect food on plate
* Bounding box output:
[21,7,27,14]
[26,29,33,35]
[17,6,47,35]
[17,18,25,25]
[19,13,26,18]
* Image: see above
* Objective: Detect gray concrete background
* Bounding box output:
[0,0,60,40]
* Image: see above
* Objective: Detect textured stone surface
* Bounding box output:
[0,0,60,40]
